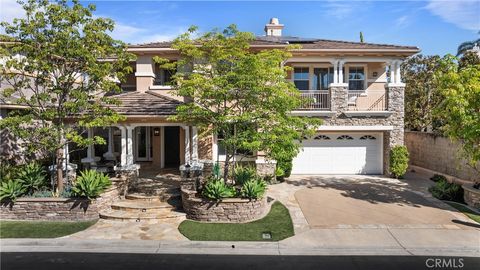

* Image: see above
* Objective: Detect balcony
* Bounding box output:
[347,90,386,111]
[296,90,331,111]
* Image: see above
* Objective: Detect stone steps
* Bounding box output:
[125,192,181,202]
[111,200,181,212]
[99,208,185,221]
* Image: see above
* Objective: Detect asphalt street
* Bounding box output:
[2,252,480,270]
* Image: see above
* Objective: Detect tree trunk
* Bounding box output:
[223,153,231,183]
[56,148,64,192]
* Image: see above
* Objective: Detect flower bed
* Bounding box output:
[0,178,126,221]
[181,182,268,223]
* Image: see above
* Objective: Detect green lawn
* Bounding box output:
[445,201,480,223]
[178,201,294,241]
[0,220,97,238]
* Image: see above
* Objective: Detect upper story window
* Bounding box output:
[348,67,365,90]
[293,67,309,90]
[154,64,176,86]
[313,68,334,90]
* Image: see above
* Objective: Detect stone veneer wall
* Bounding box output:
[405,131,479,182]
[181,183,268,223]
[322,84,405,175]
[0,178,127,221]
[463,185,480,209]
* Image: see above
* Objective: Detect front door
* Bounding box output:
[164,126,180,167]
[135,126,152,161]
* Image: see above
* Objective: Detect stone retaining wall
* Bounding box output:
[405,131,479,183]
[180,183,268,223]
[0,177,127,221]
[463,185,480,210]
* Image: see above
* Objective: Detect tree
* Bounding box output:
[435,58,480,186]
[359,31,364,43]
[459,51,480,70]
[456,32,480,56]
[0,0,134,191]
[165,25,320,180]
[401,54,454,132]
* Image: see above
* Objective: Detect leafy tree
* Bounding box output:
[435,58,480,186]
[0,0,134,191]
[165,25,320,180]
[456,32,480,56]
[459,51,480,70]
[401,55,454,132]
[359,31,364,43]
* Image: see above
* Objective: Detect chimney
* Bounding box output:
[264,18,284,37]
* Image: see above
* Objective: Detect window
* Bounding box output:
[154,64,176,85]
[293,67,309,90]
[348,67,365,90]
[313,68,334,90]
[314,135,331,140]
[337,135,354,140]
[360,135,376,140]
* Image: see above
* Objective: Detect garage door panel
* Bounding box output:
[291,133,383,175]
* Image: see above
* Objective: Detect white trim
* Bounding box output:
[291,111,336,117]
[149,85,173,90]
[329,83,348,87]
[386,83,406,87]
[127,47,419,53]
[316,125,394,131]
[255,159,277,164]
[343,111,393,117]
[134,72,155,77]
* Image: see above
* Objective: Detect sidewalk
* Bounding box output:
[2,227,479,257]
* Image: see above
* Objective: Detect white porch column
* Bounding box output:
[63,142,69,166]
[395,60,402,84]
[338,60,345,84]
[103,127,115,161]
[81,127,96,165]
[126,126,134,166]
[192,126,198,161]
[332,60,339,84]
[183,126,190,164]
[389,61,395,84]
[160,126,165,168]
[119,126,127,166]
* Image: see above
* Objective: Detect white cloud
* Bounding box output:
[426,0,480,31]
[395,15,410,28]
[135,30,186,44]
[110,23,146,41]
[324,0,367,19]
[0,0,25,23]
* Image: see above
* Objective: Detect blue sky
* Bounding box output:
[2,0,480,55]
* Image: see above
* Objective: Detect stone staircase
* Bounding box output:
[99,171,186,221]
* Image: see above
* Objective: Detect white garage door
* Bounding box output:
[291,133,383,175]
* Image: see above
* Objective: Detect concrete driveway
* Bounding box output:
[288,173,476,229]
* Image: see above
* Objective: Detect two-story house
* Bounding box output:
[79,18,419,176]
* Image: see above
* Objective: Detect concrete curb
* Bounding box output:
[1,238,479,257]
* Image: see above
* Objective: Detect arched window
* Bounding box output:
[337,135,354,140]
[314,135,331,140]
[360,135,376,140]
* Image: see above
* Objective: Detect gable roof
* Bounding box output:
[128,36,419,52]
[108,90,182,116]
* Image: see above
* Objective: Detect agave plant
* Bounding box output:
[233,165,257,185]
[0,180,26,202]
[16,163,47,195]
[71,170,112,199]
[240,178,267,199]
[202,177,236,200]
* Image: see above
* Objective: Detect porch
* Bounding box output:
[71,124,199,173]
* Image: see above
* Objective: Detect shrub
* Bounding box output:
[202,177,236,200]
[276,159,292,179]
[240,178,267,199]
[0,180,25,202]
[16,163,47,195]
[233,165,257,185]
[71,170,112,199]
[430,174,447,183]
[429,178,464,203]
[390,146,409,178]
[0,163,19,182]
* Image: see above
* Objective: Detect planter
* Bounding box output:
[180,185,268,223]
[0,177,127,221]
[463,184,480,210]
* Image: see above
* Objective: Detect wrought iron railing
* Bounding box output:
[296,90,331,110]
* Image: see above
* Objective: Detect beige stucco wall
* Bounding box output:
[405,131,479,182]
[151,128,161,166]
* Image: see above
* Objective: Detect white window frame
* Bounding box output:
[346,64,368,91]
[290,63,336,91]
